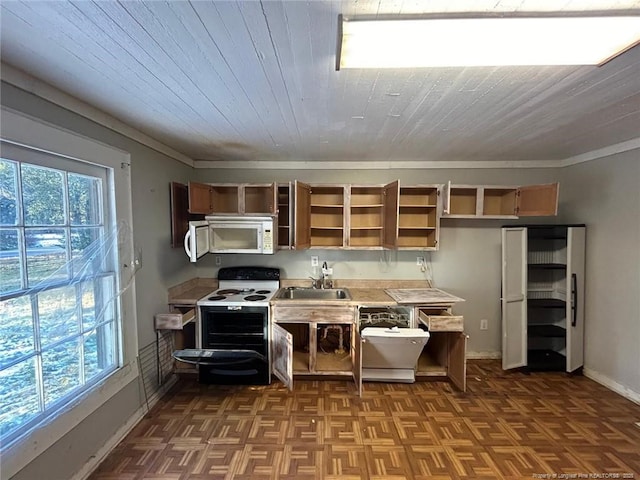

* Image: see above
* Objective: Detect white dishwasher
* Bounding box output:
[359,306,429,383]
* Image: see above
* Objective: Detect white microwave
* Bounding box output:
[184,216,275,261]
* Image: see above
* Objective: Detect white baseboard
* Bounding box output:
[464,355,640,405]
[583,367,640,406]
[466,351,501,359]
[72,375,178,480]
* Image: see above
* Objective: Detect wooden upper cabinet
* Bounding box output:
[187,181,213,214]
[244,183,277,215]
[295,180,439,251]
[306,183,347,248]
[349,181,399,250]
[170,182,190,248]
[187,182,276,215]
[444,182,559,218]
[397,184,441,250]
[294,181,402,250]
[516,183,559,216]
[382,181,400,249]
[294,181,311,250]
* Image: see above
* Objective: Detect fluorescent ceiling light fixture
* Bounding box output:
[338,16,640,68]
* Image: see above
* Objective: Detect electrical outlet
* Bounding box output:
[311,256,319,267]
[215,256,222,266]
[480,319,488,330]
[416,256,425,266]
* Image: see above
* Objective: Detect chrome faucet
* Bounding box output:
[321,261,333,289]
[308,276,322,289]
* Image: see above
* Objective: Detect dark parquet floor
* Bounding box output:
[89,360,640,479]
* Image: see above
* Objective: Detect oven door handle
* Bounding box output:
[172,348,266,365]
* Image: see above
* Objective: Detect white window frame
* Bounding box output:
[0,107,138,478]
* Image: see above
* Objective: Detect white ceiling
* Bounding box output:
[1,1,640,168]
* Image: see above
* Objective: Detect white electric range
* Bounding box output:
[176,266,280,385]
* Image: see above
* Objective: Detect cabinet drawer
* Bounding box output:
[272,305,355,323]
[156,307,195,330]
[418,308,463,332]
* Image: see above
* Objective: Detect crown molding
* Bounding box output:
[560,137,640,166]
[193,159,563,169]
[0,63,194,167]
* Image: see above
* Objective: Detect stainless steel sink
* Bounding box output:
[275,287,351,300]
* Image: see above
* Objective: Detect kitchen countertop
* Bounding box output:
[346,288,397,305]
[168,278,463,307]
[168,278,217,305]
[384,288,465,305]
[269,288,396,306]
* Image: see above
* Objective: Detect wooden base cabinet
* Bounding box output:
[271,305,360,392]
[415,307,468,391]
[272,303,467,394]
[501,225,585,372]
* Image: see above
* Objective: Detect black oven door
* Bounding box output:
[198,305,269,385]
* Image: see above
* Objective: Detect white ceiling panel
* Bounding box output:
[1,0,639,167]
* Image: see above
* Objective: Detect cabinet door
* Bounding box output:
[447,332,468,392]
[442,181,451,215]
[188,181,213,214]
[294,181,311,250]
[501,227,528,370]
[516,183,559,216]
[170,182,189,248]
[566,227,585,372]
[184,220,210,262]
[353,326,362,396]
[382,180,399,249]
[210,184,240,214]
[272,323,293,390]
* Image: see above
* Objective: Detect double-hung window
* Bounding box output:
[1,143,118,444]
[0,107,137,477]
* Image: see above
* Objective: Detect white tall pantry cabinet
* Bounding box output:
[501,225,585,372]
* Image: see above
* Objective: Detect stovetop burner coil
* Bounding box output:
[207,295,226,301]
[216,288,252,296]
[244,294,267,301]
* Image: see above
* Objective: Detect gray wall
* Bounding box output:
[2,82,195,480]
[561,152,640,396]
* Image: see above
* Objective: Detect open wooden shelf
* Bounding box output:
[277,183,292,249]
[397,185,440,250]
[399,187,438,206]
[483,188,517,216]
[211,185,239,213]
[449,188,478,216]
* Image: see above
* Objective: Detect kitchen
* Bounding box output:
[0,1,639,479]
